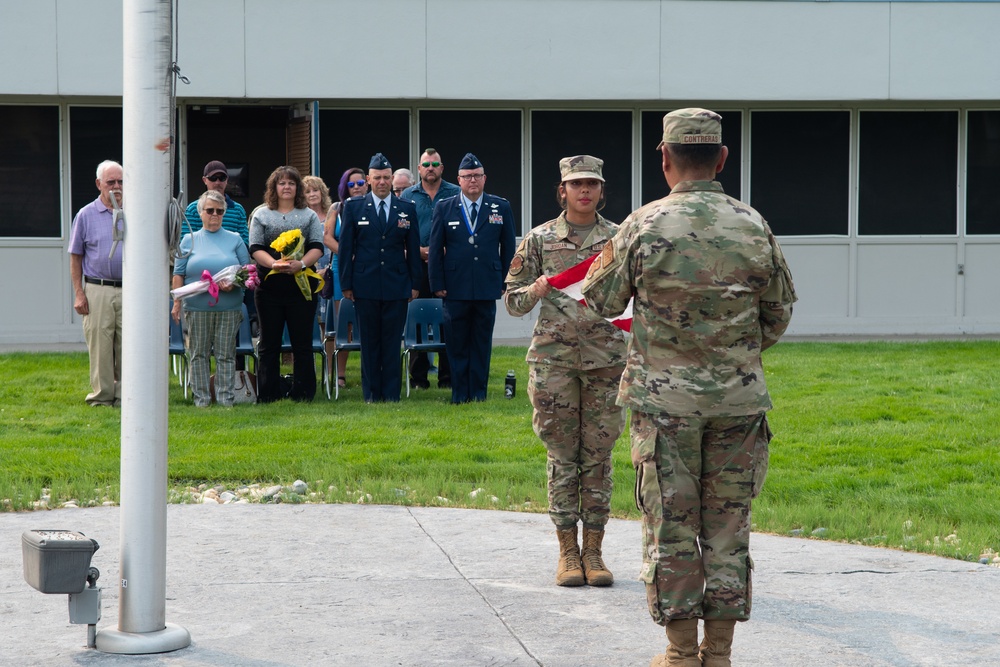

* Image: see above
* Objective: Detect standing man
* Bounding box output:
[428,153,516,403]
[401,148,460,389]
[69,160,125,406]
[184,160,248,245]
[581,109,797,667]
[392,168,416,197]
[339,152,422,403]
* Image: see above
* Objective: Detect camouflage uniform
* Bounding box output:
[582,171,796,623]
[505,210,627,529]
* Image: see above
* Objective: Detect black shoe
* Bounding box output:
[411,379,430,390]
[438,381,451,389]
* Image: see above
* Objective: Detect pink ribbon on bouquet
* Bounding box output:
[202,269,220,307]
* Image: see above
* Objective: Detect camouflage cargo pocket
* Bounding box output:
[630,413,662,518]
[745,554,754,616]
[639,559,665,626]
[634,460,662,519]
[750,414,772,500]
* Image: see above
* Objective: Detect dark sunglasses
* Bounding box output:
[206,174,228,182]
[420,161,441,168]
[347,180,366,187]
[203,207,225,215]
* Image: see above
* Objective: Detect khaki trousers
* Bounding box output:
[82,282,123,405]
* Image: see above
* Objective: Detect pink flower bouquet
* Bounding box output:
[170,264,259,306]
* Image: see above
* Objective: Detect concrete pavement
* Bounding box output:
[2,504,998,666]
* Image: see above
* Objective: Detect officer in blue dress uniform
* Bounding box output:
[428,153,517,403]
[339,152,422,402]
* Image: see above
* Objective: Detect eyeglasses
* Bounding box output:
[392,188,405,195]
[347,180,366,188]
[105,180,124,186]
[203,207,225,215]
[458,173,484,181]
[420,161,441,168]
[206,174,228,182]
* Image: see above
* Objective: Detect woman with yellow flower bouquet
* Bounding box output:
[249,165,325,402]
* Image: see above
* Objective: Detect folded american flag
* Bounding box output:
[547,253,632,332]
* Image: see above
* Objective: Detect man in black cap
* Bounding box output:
[184,160,248,245]
[339,152,422,402]
[428,153,517,403]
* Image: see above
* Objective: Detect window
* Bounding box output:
[858,110,957,235]
[0,105,60,237]
[418,110,522,228]
[966,110,1000,235]
[641,110,742,206]
[750,110,850,235]
[531,110,632,227]
[318,109,410,193]
[70,106,123,219]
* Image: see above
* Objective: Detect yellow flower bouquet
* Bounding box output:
[266,229,324,301]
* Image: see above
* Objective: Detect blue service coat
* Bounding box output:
[339,193,422,300]
[427,193,517,300]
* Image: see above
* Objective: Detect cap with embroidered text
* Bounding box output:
[658,108,723,148]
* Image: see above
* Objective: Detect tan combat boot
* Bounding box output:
[700,619,736,667]
[649,618,701,667]
[555,526,585,587]
[581,526,614,586]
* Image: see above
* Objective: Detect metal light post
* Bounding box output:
[95,0,190,653]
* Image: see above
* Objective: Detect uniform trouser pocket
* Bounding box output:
[639,558,665,626]
[749,414,772,499]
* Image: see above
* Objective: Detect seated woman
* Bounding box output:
[171,190,251,407]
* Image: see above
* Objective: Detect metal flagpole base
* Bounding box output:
[95,622,191,654]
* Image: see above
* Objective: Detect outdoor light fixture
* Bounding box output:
[21,530,102,648]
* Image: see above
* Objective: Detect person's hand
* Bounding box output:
[410,289,419,301]
[218,280,235,292]
[171,301,182,323]
[434,290,447,298]
[529,275,552,298]
[74,292,89,316]
[420,246,429,261]
[342,289,353,301]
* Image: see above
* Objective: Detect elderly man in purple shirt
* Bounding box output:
[69,160,124,406]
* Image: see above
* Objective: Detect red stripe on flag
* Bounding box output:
[547,253,598,290]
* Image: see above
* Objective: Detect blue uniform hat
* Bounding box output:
[458,153,482,170]
[369,152,392,170]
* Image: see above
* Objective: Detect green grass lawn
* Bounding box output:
[2,341,999,562]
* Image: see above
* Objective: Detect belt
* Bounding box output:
[85,276,123,288]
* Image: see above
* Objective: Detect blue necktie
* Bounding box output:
[469,202,478,228]
[378,200,387,229]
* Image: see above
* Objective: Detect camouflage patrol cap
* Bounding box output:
[658,108,723,148]
[559,155,605,183]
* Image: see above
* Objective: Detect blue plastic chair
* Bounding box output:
[332,299,361,400]
[401,298,447,397]
[168,303,189,397]
[234,303,257,374]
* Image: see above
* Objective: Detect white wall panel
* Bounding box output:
[856,243,957,318]
[890,4,1000,100]
[661,1,890,101]
[962,243,1000,319]
[55,0,123,96]
[244,0,427,99]
[426,0,660,100]
[0,246,78,344]
[176,0,246,98]
[780,244,850,318]
[0,2,59,94]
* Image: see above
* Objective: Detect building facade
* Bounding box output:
[1,0,998,343]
